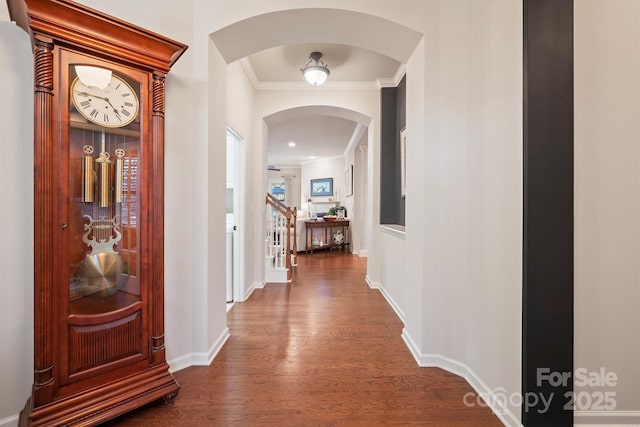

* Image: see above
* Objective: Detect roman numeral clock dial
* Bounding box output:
[71,70,140,128]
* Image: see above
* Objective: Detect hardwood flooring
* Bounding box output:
[104,252,502,426]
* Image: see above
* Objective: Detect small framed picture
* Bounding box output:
[310,177,333,197]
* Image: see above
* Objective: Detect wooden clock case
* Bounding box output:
[7,0,187,425]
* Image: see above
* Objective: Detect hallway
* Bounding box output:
[106,253,501,426]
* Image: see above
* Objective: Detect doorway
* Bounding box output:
[226,126,243,306]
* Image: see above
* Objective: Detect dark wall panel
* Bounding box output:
[522,0,573,425]
[380,75,406,226]
[380,86,398,224]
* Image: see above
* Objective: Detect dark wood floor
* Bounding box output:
[104,252,501,426]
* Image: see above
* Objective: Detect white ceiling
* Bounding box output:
[248,42,401,83]
[248,43,400,166]
[267,115,359,166]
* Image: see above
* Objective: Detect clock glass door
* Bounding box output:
[64,58,148,385]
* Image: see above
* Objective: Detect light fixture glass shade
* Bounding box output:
[75,65,112,89]
[301,52,330,86]
[303,66,329,85]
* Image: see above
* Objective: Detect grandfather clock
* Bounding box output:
[7,0,187,425]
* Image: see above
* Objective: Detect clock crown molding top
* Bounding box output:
[7,0,187,72]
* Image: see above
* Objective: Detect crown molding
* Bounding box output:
[255,80,380,91]
[298,154,345,166]
[238,57,259,88]
[268,164,301,170]
[378,63,406,88]
[238,57,406,92]
[343,123,366,158]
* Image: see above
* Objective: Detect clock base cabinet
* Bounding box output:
[8,1,187,425]
[19,367,179,427]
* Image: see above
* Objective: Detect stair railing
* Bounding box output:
[265,194,298,280]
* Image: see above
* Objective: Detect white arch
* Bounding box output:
[264,105,371,127]
[204,6,421,376]
[210,8,422,64]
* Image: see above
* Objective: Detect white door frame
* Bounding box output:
[226,124,245,303]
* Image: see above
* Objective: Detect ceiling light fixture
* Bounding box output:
[288,141,296,147]
[300,51,330,86]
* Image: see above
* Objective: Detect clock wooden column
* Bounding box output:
[31,36,56,409]
[151,74,170,372]
[8,1,188,425]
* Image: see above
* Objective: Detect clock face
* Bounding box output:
[71,72,140,128]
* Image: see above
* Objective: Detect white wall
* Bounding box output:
[342,128,367,255]
[460,3,522,422]
[227,60,258,299]
[163,2,200,367]
[575,0,640,417]
[410,2,523,424]
[356,145,369,255]
[377,229,408,321]
[343,147,356,234]
[301,157,344,209]
[0,22,33,426]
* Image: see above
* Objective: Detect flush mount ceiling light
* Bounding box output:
[300,51,330,86]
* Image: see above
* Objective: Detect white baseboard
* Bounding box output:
[168,327,230,372]
[365,275,405,323]
[167,351,194,373]
[392,322,639,427]
[233,283,252,303]
[265,267,288,284]
[401,329,522,427]
[364,274,379,289]
[241,282,258,300]
[0,414,18,427]
[370,276,519,426]
[255,280,266,289]
[575,410,640,426]
[378,285,405,323]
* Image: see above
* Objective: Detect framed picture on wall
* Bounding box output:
[345,165,353,197]
[310,177,333,197]
[400,127,407,198]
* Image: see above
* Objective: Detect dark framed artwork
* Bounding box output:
[310,177,333,197]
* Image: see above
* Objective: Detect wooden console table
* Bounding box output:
[304,219,350,253]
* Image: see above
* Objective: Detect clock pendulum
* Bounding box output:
[71,129,129,300]
[69,66,141,300]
